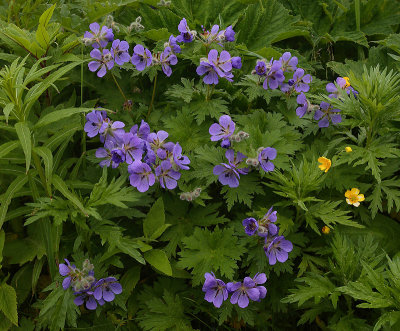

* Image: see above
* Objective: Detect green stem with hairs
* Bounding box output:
[147,73,158,119]
[111,71,127,101]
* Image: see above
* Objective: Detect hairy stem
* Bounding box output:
[111,71,127,101]
[147,73,158,119]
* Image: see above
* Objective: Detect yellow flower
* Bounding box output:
[318,157,331,173]
[345,188,365,207]
[345,146,352,153]
[343,76,351,88]
[322,226,330,234]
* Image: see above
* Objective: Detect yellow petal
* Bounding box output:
[358,194,365,202]
[345,190,351,198]
[345,147,352,153]
[346,198,352,205]
[353,202,360,207]
[351,188,360,195]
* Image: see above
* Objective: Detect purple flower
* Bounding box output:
[128,161,156,192]
[231,56,242,69]
[74,290,104,310]
[202,272,228,308]
[252,273,267,300]
[130,120,150,140]
[167,35,181,53]
[88,49,114,78]
[257,207,278,237]
[59,259,75,290]
[209,115,235,141]
[213,150,247,188]
[221,138,231,148]
[131,44,152,71]
[176,18,194,43]
[93,277,122,302]
[218,25,235,42]
[258,147,277,172]
[122,132,143,164]
[111,39,130,66]
[100,120,125,144]
[96,140,123,168]
[227,277,260,308]
[160,46,178,77]
[279,52,298,72]
[242,218,258,236]
[262,59,285,90]
[264,235,293,265]
[172,142,190,170]
[147,130,169,151]
[84,22,114,48]
[292,68,312,93]
[155,160,181,189]
[197,49,230,84]
[296,92,309,118]
[110,148,125,168]
[84,110,108,138]
[201,24,220,44]
[255,60,267,76]
[314,102,342,128]
[326,77,347,98]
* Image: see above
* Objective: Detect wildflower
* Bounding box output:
[122,132,143,164]
[258,147,277,172]
[227,277,260,308]
[202,272,228,308]
[345,188,365,207]
[131,120,151,140]
[343,76,351,88]
[176,18,195,43]
[160,46,178,77]
[262,59,285,90]
[131,44,152,71]
[200,24,220,44]
[196,49,234,84]
[59,259,75,290]
[128,161,156,192]
[291,68,312,93]
[231,56,242,69]
[88,49,114,78]
[213,150,247,188]
[326,77,347,98]
[264,235,293,265]
[257,207,278,237]
[93,277,122,302]
[147,130,169,154]
[155,160,181,189]
[84,110,108,138]
[218,25,235,42]
[100,119,125,143]
[166,35,181,54]
[318,156,331,173]
[110,147,126,168]
[295,93,309,118]
[95,140,115,168]
[322,226,330,234]
[254,60,267,76]
[209,115,235,142]
[111,39,130,66]
[83,22,114,48]
[172,142,190,170]
[279,52,298,72]
[314,102,342,128]
[345,146,352,153]
[74,290,104,310]
[252,273,267,300]
[242,218,259,236]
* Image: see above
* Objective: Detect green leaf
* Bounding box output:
[0,175,28,229]
[143,28,171,41]
[33,147,53,195]
[0,230,4,268]
[36,24,49,49]
[14,122,31,173]
[52,175,87,216]
[143,198,165,239]
[34,107,93,128]
[0,283,18,326]
[2,103,14,123]
[39,4,56,26]
[144,249,172,276]
[0,140,19,158]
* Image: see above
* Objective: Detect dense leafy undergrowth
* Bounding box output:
[1,0,400,330]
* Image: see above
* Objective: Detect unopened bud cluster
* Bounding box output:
[157,0,171,6]
[128,16,144,32]
[68,259,95,292]
[180,187,202,201]
[229,131,249,143]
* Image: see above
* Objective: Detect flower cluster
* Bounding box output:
[59,258,122,310]
[202,272,267,308]
[84,21,180,78]
[243,207,293,265]
[84,110,190,192]
[209,115,276,187]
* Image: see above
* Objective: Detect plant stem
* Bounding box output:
[354,0,364,60]
[111,72,127,101]
[81,44,86,168]
[147,73,158,119]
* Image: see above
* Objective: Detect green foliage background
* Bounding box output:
[0,0,400,330]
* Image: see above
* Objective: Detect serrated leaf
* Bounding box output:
[52,175,87,216]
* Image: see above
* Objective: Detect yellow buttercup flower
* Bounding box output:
[345,188,365,207]
[345,146,352,153]
[318,157,331,173]
[322,226,330,234]
[343,77,351,88]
